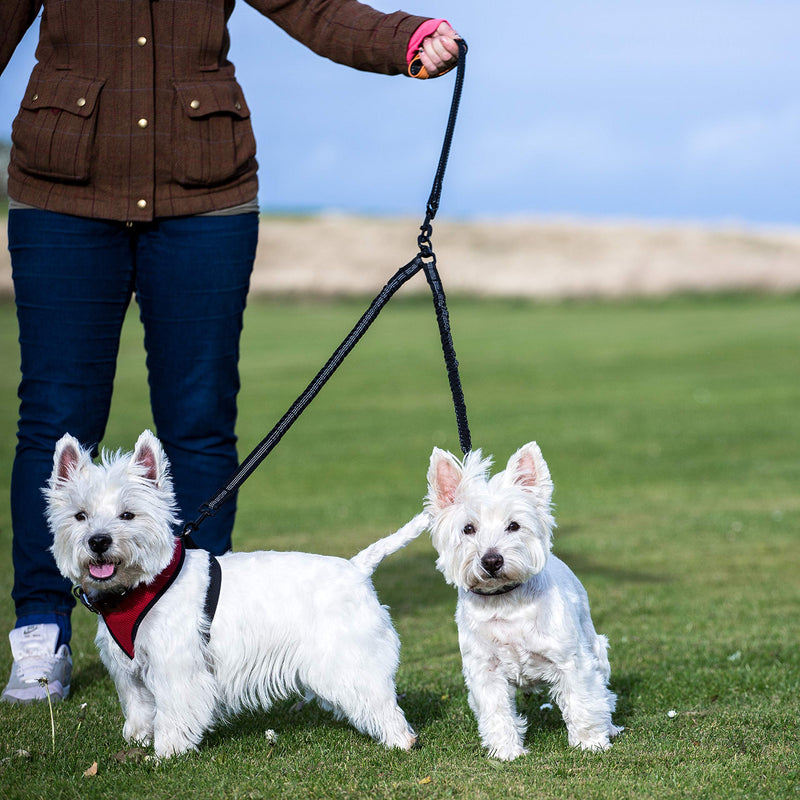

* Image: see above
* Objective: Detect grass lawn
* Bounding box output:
[0,291,798,799]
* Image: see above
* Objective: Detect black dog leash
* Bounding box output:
[183,39,470,544]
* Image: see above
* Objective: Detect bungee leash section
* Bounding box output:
[182,39,470,545]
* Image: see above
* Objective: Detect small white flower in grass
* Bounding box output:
[728,651,742,662]
[264,729,278,745]
[667,710,678,719]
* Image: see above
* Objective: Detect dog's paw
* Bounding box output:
[122,721,153,747]
[379,720,418,751]
[386,731,418,751]
[154,731,199,758]
[487,743,528,761]
[398,731,419,751]
[569,731,613,752]
[569,722,623,752]
[580,739,612,752]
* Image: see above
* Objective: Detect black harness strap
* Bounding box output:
[183,40,470,543]
[202,554,222,646]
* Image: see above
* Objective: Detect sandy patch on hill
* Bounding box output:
[2,215,799,299]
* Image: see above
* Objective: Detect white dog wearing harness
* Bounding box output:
[46,430,425,758]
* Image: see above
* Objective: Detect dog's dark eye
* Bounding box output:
[506,521,520,533]
[119,512,136,521]
[74,511,87,522]
[462,523,476,535]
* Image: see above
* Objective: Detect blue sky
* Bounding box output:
[1,1,798,225]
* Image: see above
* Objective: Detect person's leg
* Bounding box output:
[134,213,258,554]
[4,209,134,702]
[8,209,135,636]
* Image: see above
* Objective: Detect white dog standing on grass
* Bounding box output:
[46,430,426,758]
[425,441,622,760]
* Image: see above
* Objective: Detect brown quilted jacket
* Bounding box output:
[0,0,428,222]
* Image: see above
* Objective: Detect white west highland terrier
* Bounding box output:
[425,441,622,760]
[46,430,425,758]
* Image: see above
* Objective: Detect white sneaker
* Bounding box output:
[1,623,72,705]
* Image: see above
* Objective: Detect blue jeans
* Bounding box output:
[8,209,258,638]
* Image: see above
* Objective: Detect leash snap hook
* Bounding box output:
[181,511,211,549]
[72,584,99,614]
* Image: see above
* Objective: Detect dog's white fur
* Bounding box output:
[425,441,622,760]
[46,430,425,758]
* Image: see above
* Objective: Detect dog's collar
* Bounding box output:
[74,539,186,659]
[470,582,522,596]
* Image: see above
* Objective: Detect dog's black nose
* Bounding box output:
[88,534,112,555]
[481,550,504,576]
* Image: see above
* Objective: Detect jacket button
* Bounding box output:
[137,199,147,209]
[190,99,200,109]
[137,118,148,128]
[137,36,147,46]
[77,97,86,107]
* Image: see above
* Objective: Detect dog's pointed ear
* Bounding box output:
[427,448,463,509]
[52,434,86,482]
[505,442,553,501]
[132,430,168,485]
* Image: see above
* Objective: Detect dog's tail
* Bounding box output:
[350,512,430,576]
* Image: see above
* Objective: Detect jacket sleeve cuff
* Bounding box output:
[406,19,447,65]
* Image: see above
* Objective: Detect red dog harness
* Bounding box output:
[74,539,221,659]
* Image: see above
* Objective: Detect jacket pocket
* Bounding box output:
[172,80,256,187]
[12,73,105,183]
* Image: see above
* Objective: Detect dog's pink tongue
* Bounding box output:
[89,563,115,580]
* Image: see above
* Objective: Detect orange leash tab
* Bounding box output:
[408,52,430,79]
